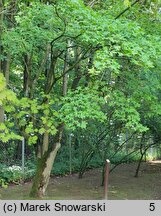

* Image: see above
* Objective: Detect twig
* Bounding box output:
[115,0,140,20]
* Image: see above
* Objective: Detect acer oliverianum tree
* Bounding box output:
[0,0,161,197]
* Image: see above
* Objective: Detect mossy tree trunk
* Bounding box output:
[30,39,69,198]
[30,142,61,198]
[30,126,63,198]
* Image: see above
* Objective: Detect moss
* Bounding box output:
[29,143,61,198]
[29,151,49,198]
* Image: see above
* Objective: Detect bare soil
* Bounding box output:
[0,161,161,200]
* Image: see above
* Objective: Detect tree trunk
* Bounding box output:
[71,46,82,90]
[0,106,4,122]
[4,54,11,85]
[0,0,3,72]
[134,133,145,177]
[0,0,4,123]
[134,153,144,177]
[62,40,70,95]
[29,142,61,198]
[78,149,94,179]
[23,54,31,97]
[30,125,63,198]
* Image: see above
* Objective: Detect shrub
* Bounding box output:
[0,165,23,183]
[0,164,36,186]
[0,178,8,188]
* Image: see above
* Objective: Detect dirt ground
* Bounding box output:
[0,161,161,200]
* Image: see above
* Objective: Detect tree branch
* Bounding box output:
[55,47,91,83]
[115,0,140,20]
[45,46,92,94]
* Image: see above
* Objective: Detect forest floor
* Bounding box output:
[0,161,161,200]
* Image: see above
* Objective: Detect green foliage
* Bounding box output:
[2,0,161,140]
[0,74,22,142]
[0,164,36,185]
[0,165,23,184]
[9,96,59,144]
[0,178,8,189]
[1,0,161,195]
[109,151,140,165]
[108,90,148,132]
[124,0,131,7]
[59,87,106,130]
[0,74,17,105]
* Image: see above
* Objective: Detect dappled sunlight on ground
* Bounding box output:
[149,160,161,164]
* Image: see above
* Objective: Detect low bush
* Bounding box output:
[0,163,36,187]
